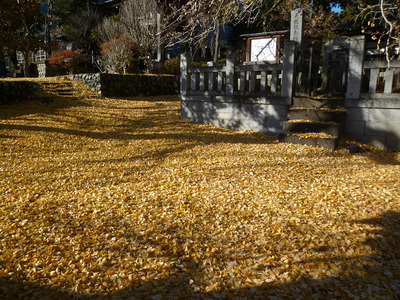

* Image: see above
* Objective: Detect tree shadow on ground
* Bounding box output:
[0,89,91,120]
[343,140,400,165]
[366,151,400,166]
[1,97,399,298]
[0,97,275,165]
[111,210,400,299]
[1,211,399,299]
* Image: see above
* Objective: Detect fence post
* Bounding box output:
[180,54,191,95]
[281,41,297,99]
[384,69,394,93]
[346,35,365,99]
[225,54,236,97]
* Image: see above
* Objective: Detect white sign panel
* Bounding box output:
[250,38,277,62]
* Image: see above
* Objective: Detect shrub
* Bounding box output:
[47,50,88,75]
[161,57,180,75]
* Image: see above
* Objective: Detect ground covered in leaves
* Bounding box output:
[1,79,400,299]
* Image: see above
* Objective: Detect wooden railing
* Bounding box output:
[235,64,283,95]
[186,64,227,95]
[363,60,400,95]
[181,36,400,102]
[180,41,297,101]
[342,35,400,99]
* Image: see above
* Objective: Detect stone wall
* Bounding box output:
[71,73,179,97]
[71,73,101,93]
[101,74,179,97]
[0,81,41,105]
[345,96,400,151]
[183,94,400,150]
[181,97,289,136]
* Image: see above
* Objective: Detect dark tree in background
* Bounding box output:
[1,0,399,77]
[0,0,47,77]
[52,0,102,54]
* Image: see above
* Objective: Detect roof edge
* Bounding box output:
[240,30,289,38]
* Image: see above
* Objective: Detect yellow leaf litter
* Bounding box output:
[0,78,400,299]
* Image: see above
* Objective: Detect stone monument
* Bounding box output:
[290,8,304,46]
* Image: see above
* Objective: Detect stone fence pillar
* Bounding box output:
[281,41,297,99]
[346,35,365,100]
[180,54,191,95]
[225,54,236,97]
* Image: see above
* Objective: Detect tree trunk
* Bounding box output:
[0,47,7,77]
[156,11,163,62]
[213,19,221,63]
[9,52,18,77]
[22,51,31,77]
[145,56,153,74]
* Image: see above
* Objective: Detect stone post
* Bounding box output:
[180,54,191,96]
[225,54,236,97]
[281,41,297,99]
[290,8,304,46]
[346,35,365,99]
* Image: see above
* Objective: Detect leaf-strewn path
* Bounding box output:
[1,79,399,299]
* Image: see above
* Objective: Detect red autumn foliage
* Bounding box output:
[47,50,87,74]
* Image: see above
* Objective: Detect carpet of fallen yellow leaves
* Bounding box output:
[1,81,400,299]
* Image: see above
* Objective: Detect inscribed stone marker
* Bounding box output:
[290,9,303,46]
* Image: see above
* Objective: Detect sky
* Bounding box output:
[331,4,343,13]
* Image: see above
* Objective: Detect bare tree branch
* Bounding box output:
[355,1,400,66]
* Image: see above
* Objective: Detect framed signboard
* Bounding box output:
[241,31,288,64]
[250,37,277,62]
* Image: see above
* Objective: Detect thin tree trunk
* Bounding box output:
[23,51,31,77]
[0,47,7,77]
[156,11,163,62]
[213,19,220,63]
[145,56,153,74]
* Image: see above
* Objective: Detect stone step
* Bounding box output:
[288,109,345,123]
[292,97,345,109]
[38,81,78,99]
[282,97,345,150]
[35,79,99,102]
[40,82,72,87]
[283,121,341,137]
[279,134,338,150]
[42,86,73,91]
[55,88,74,92]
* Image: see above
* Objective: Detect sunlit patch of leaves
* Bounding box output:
[0,79,399,298]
